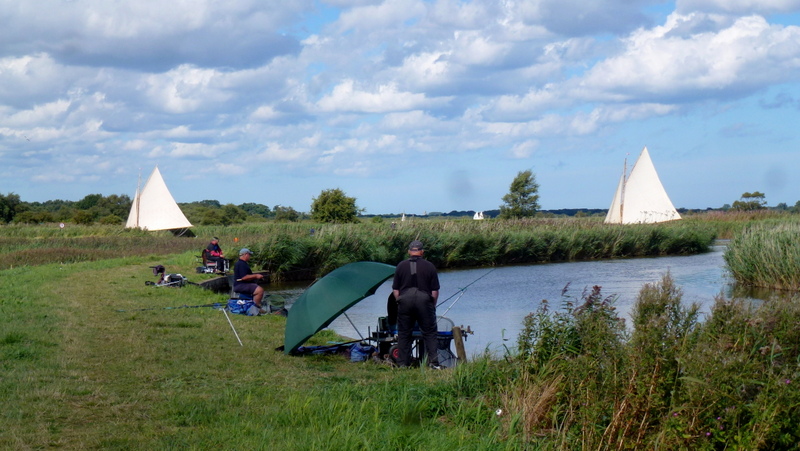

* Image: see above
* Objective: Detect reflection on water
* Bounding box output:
[275,245,757,357]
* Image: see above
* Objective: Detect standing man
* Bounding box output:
[392,240,441,369]
[233,248,266,311]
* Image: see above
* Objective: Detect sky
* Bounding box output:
[1,0,799,215]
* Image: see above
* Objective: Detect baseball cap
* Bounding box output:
[239,248,252,256]
[408,240,424,251]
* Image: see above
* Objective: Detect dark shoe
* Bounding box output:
[429,364,443,370]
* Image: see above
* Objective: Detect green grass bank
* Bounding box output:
[3,248,800,449]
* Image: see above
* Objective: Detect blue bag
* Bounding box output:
[350,342,376,362]
[227,298,258,316]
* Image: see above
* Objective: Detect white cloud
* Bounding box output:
[450,31,512,67]
[379,110,438,129]
[142,65,233,114]
[510,140,539,158]
[577,14,800,102]
[335,0,426,33]
[316,79,441,113]
[257,142,312,163]
[213,162,249,176]
[0,1,308,71]
[677,0,800,15]
[168,142,225,158]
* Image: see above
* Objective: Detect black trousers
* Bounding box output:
[396,288,439,367]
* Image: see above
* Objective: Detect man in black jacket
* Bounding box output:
[392,240,441,369]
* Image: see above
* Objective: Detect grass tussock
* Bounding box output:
[724,222,800,290]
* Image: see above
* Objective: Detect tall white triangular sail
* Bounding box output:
[604,147,681,224]
[125,166,193,231]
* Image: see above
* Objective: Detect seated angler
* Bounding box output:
[205,237,226,273]
[233,248,266,311]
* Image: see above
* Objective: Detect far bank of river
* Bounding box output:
[275,244,746,356]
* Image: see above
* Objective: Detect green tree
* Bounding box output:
[239,202,271,218]
[72,210,95,225]
[98,214,123,225]
[311,188,359,223]
[13,210,55,224]
[200,209,225,225]
[732,191,766,211]
[96,194,132,218]
[273,205,299,222]
[499,170,540,219]
[221,204,247,225]
[0,192,22,223]
[75,193,103,210]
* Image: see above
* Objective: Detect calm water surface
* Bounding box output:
[277,245,733,357]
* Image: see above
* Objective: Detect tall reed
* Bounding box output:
[724,222,800,290]
[244,220,716,279]
[0,220,716,278]
[496,274,800,449]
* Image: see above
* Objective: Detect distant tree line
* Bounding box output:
[0,192,298,226]
[1,187,797,226]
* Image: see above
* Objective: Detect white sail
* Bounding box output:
[604,147,681,224]
[473,211,484,220]
[125,166,193,231]
[605,171,625,224]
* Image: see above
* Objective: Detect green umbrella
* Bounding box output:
[284,261,396,354]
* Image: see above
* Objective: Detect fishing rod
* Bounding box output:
[436,267,497,309]
[115,302,225,313]
[439,290,466,318]
[221,308,243,346]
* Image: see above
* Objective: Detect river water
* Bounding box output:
[275,244,734,357]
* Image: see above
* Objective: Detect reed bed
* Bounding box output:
[681,209,795,239]
[244,220,716,279]
[0,220,717,277]
[724,222,800,291]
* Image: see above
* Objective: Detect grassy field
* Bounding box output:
[4,256,800,449]
[3,255,507,449]
[3,215,800,449]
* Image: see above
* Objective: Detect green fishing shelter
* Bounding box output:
[283,261,396,355]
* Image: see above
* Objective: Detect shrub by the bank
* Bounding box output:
[490,274,800,449]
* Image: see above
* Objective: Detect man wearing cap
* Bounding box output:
[233,248,266,311]
[392,240,441,369]
[205,237,226,273]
